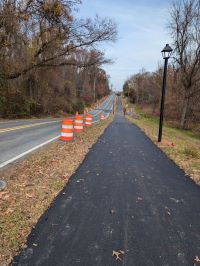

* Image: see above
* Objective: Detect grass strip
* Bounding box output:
[127,109,200,185]
[0,115,113,265]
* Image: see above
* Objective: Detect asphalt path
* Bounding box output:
[12,97,200,265]
[0,95,114,169]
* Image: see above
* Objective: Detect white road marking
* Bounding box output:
[92,95,114,121]
[0,135,60,169]
[0,95,115,169]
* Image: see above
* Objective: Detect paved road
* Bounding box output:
[90,94,115,121]
[0,95,114,169]
[12,97,200,265]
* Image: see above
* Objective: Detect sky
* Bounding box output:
[77,0,172,90]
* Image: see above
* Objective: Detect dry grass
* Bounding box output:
[126,107,200,185]
[0,116,113,266]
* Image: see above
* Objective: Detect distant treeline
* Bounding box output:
[123,0,200,131]
[0,0,117,117]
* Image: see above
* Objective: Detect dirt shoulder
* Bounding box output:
[0,115,113,265]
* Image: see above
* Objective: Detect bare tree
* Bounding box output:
[0,0,117,80]
[169,0,200,128]
[0,0,116,117]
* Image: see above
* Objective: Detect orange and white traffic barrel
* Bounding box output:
[60,118,74,141]
[85,114,93,127]
[100,112,105,120]
[74,114,84,132]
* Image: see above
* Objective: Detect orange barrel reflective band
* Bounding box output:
[60,118,74,141]
[85,114,93,127]
[74,114,84,132]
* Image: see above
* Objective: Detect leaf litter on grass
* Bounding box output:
[0,116,113,266]
[127,115,200,186]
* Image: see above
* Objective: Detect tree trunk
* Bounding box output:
[180,96,189,128]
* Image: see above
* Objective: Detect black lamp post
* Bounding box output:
[158,44,173,142]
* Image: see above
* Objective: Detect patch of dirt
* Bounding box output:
[0,116,113,266]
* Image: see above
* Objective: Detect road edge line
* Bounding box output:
[0,136,60,169]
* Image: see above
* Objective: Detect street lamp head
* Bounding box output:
[161,44,173,59]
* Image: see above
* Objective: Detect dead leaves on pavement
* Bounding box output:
[112,250,125,261]
[110,209,116,214]
[136,196,143,203]
[194,256,200,265]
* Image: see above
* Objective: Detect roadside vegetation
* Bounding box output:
[124,98,200,185]
[0,115,113,265]
[0,0,117,118]
[122,0,200,184]
[123,0,200,132]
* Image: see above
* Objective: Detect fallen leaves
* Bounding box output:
[127,115,200,188]
[112,250,125,261]
[165,206,171,216]
[158,140,176,148]
[25,192,35,199]
[0,191,10,200]
[62,174,69,181]
[136,196,143,203]
[4,208,14,215]
[194,256,200,265]
[0,116,113,266]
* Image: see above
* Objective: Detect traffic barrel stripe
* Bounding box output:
[74,114,84,132]
[85,114,93,127]
[60,118,74,141]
